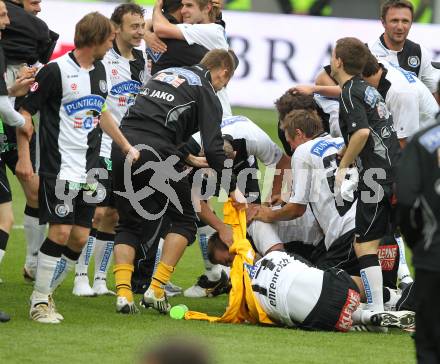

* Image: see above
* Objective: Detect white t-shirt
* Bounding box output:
[177,22,232,117]
[313,94,340,137]
[251,251,324,326]
[381,60,438,138]
[192,115,283,167]
[289,135,356,250]
[368,37,440,93]
[248,206,323,256]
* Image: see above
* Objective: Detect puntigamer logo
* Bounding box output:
[63,95,106,116]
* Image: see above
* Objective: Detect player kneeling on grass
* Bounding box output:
[208,232,415,332]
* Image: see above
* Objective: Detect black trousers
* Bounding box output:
[415,269,440,364]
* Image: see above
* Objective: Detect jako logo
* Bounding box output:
[150,90,175,102]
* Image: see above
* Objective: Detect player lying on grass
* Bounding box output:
[207,231,415,332]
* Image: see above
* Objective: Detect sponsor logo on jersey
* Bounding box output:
[63,95,106,116]
[149,89,175,102]
[244,262,257,279]
[420,125,440,153]
[378,244,398,271]
[99,80,108,93]
[110,80,141,96]
[220,115,248,128]
[310,139,344,157]
[408,56,420,68]
[364,86,380,108]
[335,289,360,332]
[30,82,39,92]
[159,67,202,86]
[380,126,391,139]
[268,258,289,307]
[146,47,163,63]
[55,203,70,217]
[154,72,186,88]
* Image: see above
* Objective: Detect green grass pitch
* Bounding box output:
[0,107,415,364]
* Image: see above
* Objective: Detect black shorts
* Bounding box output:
[1,128,37,174]
[95,156,114,207]
[355,183,393,243]
[0,159,12,204]
[39,176,96,227]
[112,135,197,249]
[311,229,359,276]
[300,268,361,332]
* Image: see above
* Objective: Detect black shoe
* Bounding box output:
[0,310,10,322]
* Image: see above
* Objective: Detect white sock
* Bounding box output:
[35,251,61,297]
[197,225,222,281]
[360,264,384,311]
[0,249,5,265]
[23,213,46,272]
[52,255,76,291]
[93,232,114,281]
[152,238,164,275]
[75,231,96,276]
[395,235,413,284]
[352,309,375,325]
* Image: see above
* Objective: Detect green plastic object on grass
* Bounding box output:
[170,304,189,320]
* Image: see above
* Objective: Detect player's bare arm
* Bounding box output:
[15,109,35,181]
[254,202,306,223]
[153,0,185,40]
[99,110,139,162]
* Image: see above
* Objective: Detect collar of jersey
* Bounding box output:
[380,33,405,53]
[68,50,95,72]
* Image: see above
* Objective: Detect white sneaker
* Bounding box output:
[48,295,64,321]
[73,274,96,297]
[93,278,115,296]
[370,311,415,330]
[30,303,60,324]
[141,288,171,314]
[184,271,230,298]
[116,296,139,314]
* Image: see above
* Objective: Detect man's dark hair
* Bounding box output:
[163,0,182,14]
[207,232,228,265]
[362,50,381,77]
[141,337,211,364]
[74,12,113,49]
[335,37,369,76]
[274,92,317,122]
[110,3,144,26]
[381,0,414,21]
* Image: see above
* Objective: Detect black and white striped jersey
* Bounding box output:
[100,46,149,158]
[368,35,440,93]
[22,51,110,183]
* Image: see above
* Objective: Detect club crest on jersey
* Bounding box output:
[55,203,70,217]
[408,56,420,68]
[146,47,163,63]
[110,80,141,96]
[63,95,106,116]
[73,112,98,130]
[99,80,108,93]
